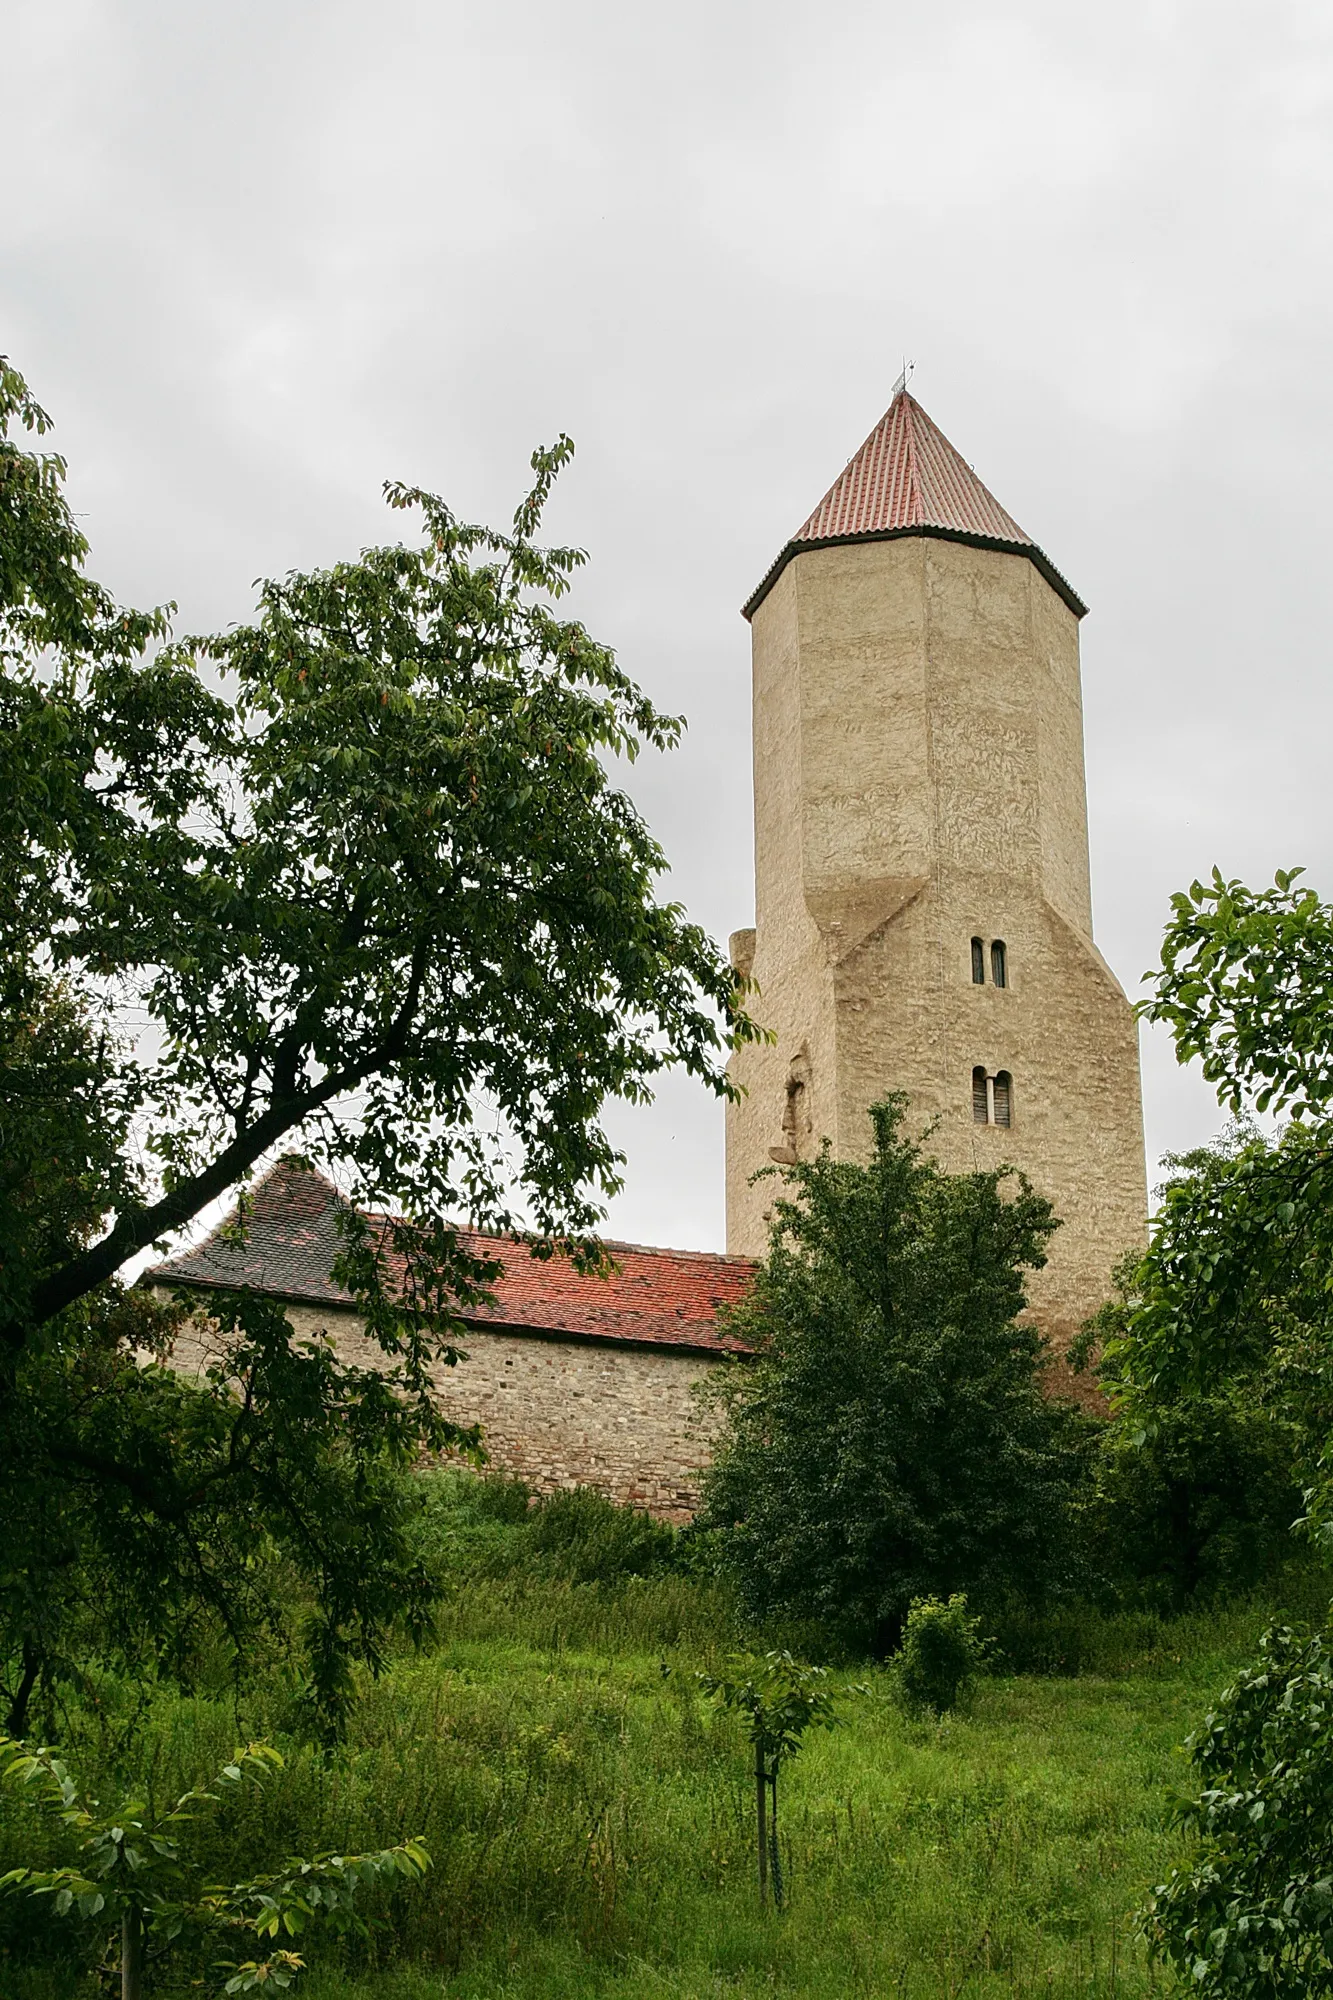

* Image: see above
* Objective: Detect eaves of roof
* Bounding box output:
[741,523,1088,624]
[149,1270,752,1360]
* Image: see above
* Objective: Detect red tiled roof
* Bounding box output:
[148,1160,755,1357]
[743,389,1086,621]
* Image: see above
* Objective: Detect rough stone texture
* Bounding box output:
[725,531,1148,1367]
[163,1294,729,1523]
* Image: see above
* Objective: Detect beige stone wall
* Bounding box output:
[164,1293,727,1522]
[726,534,1147,1362]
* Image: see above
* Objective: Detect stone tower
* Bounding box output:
[725,388,1147,1357]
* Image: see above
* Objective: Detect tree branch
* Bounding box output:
[18,950,436,1344]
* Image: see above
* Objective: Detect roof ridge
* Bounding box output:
[901,390,923,525]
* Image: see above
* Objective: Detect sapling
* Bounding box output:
[698,1650,845,1909]
[0,1736,430,1998]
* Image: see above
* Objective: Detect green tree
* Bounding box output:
[0,357,756,1730]
[1105,871,1333,1537]
[697,1651,843,1910]
[700,1098,1092,1651]
[1075,1146,1304,1612]
[1111,868,1333,1995]
[891,1594,989,1716]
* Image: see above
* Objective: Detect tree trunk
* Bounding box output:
[5,1637,39,1738]
[769,1765,783,1910]
[121,1903,144,2000]
[754,1739,768,1909]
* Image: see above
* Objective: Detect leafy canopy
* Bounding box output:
[1110,870,1333,1996]
[0,356,755,1733]
[1,356,753,1344]
[700,1098,1092,1649]
[1102,871,1333,1546]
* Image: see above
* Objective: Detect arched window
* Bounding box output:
[971,937,986,984]
[993,1070,1012,1127]
[991,939,1007,988]
[972,1066,989,1123]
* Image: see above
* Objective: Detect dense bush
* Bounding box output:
[701,1098,1096,1651]
[414,1471,681,1587]
[892,1596,989,1715]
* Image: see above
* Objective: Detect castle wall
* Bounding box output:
[163,1293,727,1522]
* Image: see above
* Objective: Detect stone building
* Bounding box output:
[153,382,1146,1508]
[151,1157,753,1520]
[725,386,1147,1357]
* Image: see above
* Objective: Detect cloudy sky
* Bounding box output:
[6,0,1332,1251]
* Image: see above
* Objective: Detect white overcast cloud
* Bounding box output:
[5,0,1331,1248]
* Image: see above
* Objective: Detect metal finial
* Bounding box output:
[891,358,915,400]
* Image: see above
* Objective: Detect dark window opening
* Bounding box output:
[971,937,986,984]
[972,1066,989,1124]
[993,1070,1012,1127]
[991,939,1007,988]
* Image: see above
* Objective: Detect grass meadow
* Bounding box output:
[4,1476,1329,2000]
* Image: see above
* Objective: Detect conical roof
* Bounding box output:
[742,389,1085,620]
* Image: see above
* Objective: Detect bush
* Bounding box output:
[892,1596,988,1715]
[523,1485,679,1583]
[413,1470,680,1588]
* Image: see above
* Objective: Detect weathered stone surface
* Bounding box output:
[165,1296,728,1522]
[726,530,1148,1372]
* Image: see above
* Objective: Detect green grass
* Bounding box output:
[3,1478,1330,2000]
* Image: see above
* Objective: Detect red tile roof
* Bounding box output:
[743,389,1086,621]
[149,1160,755,1357]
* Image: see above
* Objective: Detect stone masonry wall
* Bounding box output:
[726,535,1148,1372]
[165,1293,729,1522]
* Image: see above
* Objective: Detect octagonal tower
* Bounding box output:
[724,388,1147,1359]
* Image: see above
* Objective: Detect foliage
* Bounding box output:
[1146,867,1333,1123]
[1100,869,1333,1995]
[892,1595,990,1716]
[701,1097,1094,1650]
[412,1473,681,1588]
[698,1651,844,1908]
[1142,1621,1333,1998]
[0,354,754,1731]
[1088,1393,1301,1611]
[3,1284,467,1743]
[1111,875,1333,1539]
[520,1485,680,1584]
[697,1650,841,1771]
[0,1735,428,1998]
[0,1513,1307,1999]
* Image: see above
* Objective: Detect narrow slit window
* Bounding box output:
[993,1070,1012,1127]
[991,939,1007,988]
[971,937,986,985]
[972,1066,989,1124]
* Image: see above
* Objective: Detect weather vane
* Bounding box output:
[891,357,915,399]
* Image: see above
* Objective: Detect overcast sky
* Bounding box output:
[6,0,1332,1251]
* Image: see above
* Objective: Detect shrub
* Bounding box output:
[523,1486,679,1583]
[413,1470,679,1588]
[893,1596,988,1715]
